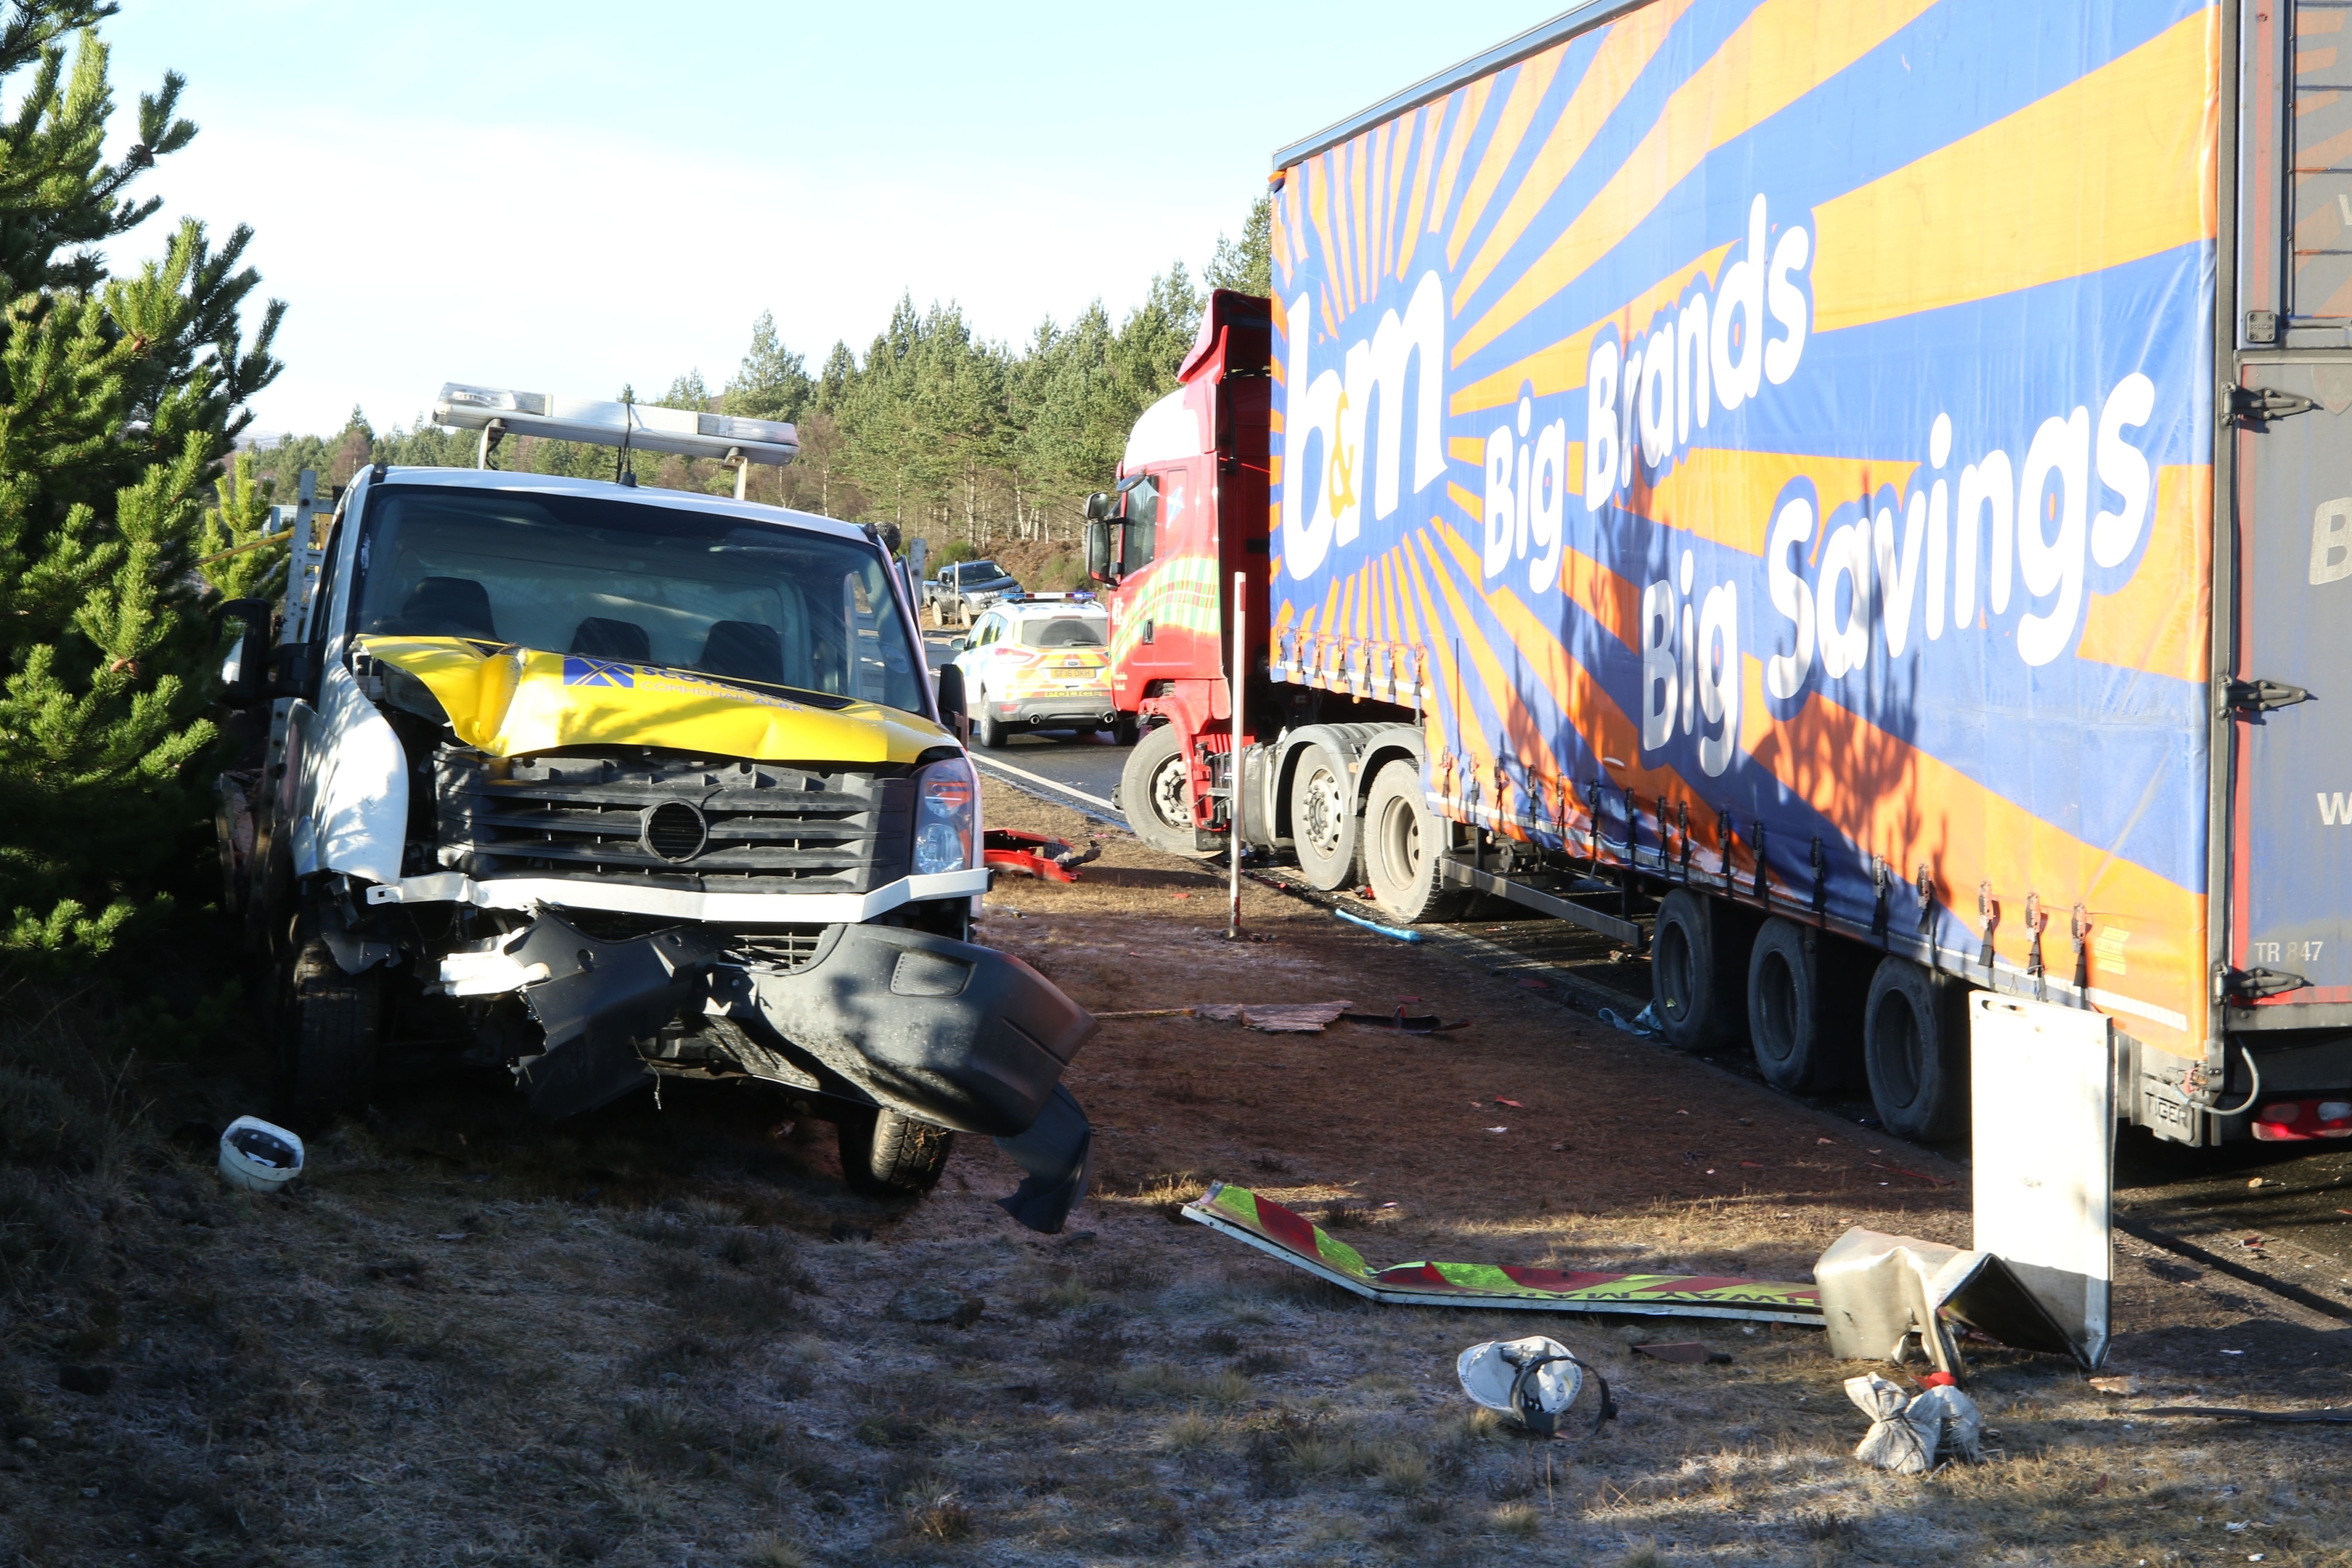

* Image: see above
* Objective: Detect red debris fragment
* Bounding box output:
[981,828,1101,883]
[1495,1098,1524,1108]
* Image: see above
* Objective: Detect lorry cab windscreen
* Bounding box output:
[349,486,925,716]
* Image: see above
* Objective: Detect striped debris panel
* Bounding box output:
[1181,1183,1824,1327]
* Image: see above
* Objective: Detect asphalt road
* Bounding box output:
[923,629,1130,816]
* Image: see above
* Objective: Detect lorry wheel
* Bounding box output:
[1744,918,1863,1093]
[1362,759,1471,923]
[1289,744,1361,891]
[973,687,1008,749]
[271,915,382,1130]
[1109,715,1138,747]
[1863,957,1969,1141]
[1120,722,1219,859]
[1651,890,1755,1052]
[837,1107,956,1196]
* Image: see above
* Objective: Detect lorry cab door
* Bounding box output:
[2226,1,2352,1021]
[1114,467,1201,689]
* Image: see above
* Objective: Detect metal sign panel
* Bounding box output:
[1969,992,2115,1368]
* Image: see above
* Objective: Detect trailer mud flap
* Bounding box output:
[746,925,1093,1137]
[509,916,727,1119]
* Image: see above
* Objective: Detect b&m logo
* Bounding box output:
[1280,271,1447,581]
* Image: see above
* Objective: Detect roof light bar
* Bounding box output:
[433,383,799,466]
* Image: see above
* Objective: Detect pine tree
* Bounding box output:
[1206,192,1273,298]
[656,369,709,411]
[723,311,812,423]
[326,404,372,485]
[0,7,282,968]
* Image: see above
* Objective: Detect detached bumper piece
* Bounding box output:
[730,925,1094,1137]
[1183,1183,1825,1325]
[502,915,727,1118]
[982,828,1099,883]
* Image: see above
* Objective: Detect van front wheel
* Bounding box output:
[271,912,381,1130]
[838,1107,956,1196]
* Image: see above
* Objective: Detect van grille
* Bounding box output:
[435,750,912,892]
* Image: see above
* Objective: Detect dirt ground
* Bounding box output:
[2,777,2348,1567]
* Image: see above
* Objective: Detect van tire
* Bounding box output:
[1120,722,1219,859]
[1744,918,1863,1093]
[838,1107,956,1196]
[1289,744,1360,891]
[1362,758,1470,923]
[273,915,381,1130]
[1651,890,1755,1052]
[1863,957,1969,1141]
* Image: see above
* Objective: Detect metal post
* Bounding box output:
[730,446,748,502]
[1228,570,1245,939]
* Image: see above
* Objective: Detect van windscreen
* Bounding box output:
[348,486,924,715]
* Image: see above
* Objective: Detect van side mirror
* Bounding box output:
[935,662,969,745]
[216,599,273,706]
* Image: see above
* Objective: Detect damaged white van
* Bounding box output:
[213,386,1094,1210]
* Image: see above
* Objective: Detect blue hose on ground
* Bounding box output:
[1334,907,1424,943]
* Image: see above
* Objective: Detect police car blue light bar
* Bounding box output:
[433,383,799,467]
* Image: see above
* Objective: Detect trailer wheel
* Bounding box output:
[1651,890,1755,1052]
[1289,744,1361,891]
[837,1107,956,1196]
[1863,957,1969,1141]
[1744,918,1863,1093]
[1363,759,1471,923]
[975,687,1008,750]
[1119,722,1219,859]
[271,912,382,1130]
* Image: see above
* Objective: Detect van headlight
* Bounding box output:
[912,756,977,874]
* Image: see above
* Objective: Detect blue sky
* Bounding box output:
[97,1,1551,437]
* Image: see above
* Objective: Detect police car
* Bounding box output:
[947,595,1123,748]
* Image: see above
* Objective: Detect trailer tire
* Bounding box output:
[1651,890,1755,1052]
[837,1107,956,1196]
[271,913,381,1130]
[1363,758,1471,923]
[975,688,1008,750]
[1289,744,1361,891]
[1744,918,1863,1093]
[1120,722,1220,859]
[1863,957,1969,1142]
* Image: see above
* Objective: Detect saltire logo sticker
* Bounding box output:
[563,656,636,687]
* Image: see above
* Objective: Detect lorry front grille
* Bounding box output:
[436,750,913,893]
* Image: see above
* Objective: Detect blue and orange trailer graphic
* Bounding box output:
[1267,0,2223,1055]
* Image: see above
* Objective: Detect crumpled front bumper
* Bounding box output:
[454,914,1094,1135]
[713,924,1094,1137]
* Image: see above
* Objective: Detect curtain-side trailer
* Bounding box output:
[1090,0,2352,1148]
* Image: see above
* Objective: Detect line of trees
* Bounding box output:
[248,196,1274,547]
